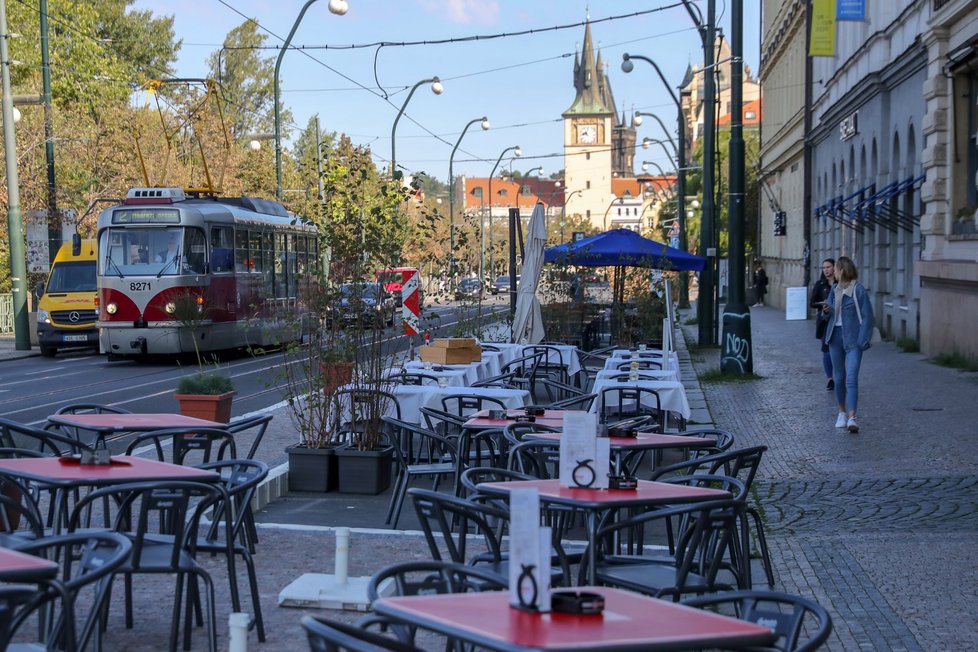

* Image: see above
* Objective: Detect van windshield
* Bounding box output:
[47,260,96,293]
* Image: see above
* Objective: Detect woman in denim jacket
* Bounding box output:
[821,256,874,433]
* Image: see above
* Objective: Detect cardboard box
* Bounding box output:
[419,344,483,364]
[431,338,478,349]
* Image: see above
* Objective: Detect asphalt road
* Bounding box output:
[1,299,509,442]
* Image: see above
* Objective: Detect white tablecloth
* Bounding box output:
[589,379,690,419]
[405,359,482,386]
[603,352,681,380]
[595,368,679,383]
[392,385,530,423]
[482,343,582,378]
[382,366,466,387]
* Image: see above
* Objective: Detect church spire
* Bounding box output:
[563,20,612,116]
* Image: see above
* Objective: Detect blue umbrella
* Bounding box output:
[544,228,706,271]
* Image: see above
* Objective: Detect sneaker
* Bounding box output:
[835,412,847,428]
[826,379,835,391]
[847,417,859,433]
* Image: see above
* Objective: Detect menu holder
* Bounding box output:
[487,410,507,420]
[525,407,545,417]
[607,475,639,490]
[508,488,551,613]
[560,412,609,489]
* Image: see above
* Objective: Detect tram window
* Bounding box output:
[287,234,298,298]
[235,229,252,272]
[211,226,234,273]
[184,229,206,274]
[250,231,264,274]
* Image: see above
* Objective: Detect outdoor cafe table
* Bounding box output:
[482,343,583,379]
[604,352,681,378]
[383,366,467,387]
[589,379,691,421]
[476,478,730,585]
[462,408,567,431]
[405,359,483,386]
[0,456,220,533]
[0,546,59,583]
[337,384,531,426]
[373,586,776,651]
[594,368,679,383]
[46,413,228,447]
[525,432,715,475]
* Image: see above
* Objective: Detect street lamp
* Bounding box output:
[273,0,348,200]
[560,189,584,243]
[515,166,543,211]
[448,116,490,283]
[602,196,624,231]
[390,76,442,180]
[623,50,693,309]
[488,145,520,279]
[633,111,678,155]
[641,138,678,169]
[641,160,672,178]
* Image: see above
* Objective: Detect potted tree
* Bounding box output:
[170,290,236,422]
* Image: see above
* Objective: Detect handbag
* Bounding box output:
[870,327,882,345]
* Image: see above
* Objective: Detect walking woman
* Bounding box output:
[821,256,874,433]
[811,258,836,390]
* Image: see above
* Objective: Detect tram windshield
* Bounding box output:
[98,227,206,277]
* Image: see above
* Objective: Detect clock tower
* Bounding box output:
[563,21,635,230]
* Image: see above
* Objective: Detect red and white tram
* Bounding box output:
[96,187,318,359]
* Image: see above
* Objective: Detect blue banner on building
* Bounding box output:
[837,0,866,21]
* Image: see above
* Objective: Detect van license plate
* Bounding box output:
[63,335,88,342]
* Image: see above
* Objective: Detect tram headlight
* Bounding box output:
[105,303,118,315]
[165,301,176,314]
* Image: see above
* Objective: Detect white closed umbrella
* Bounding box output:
[511,202,547,344]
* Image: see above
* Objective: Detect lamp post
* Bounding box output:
[515,166,543,212]
[448,116,490,285]
[623,50,693,310]
[602,196,623,232]
[633,111,679,156]
[488,145,520,280]
[720,0,751,374]
[390,76,442,180]
[273,0,348,200]
[560,189,584,243]
[641,160,672,179]
[640,138,678,169]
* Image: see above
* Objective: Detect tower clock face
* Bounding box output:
[578,124,597,144]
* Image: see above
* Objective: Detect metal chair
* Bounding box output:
[333,387,402,448]
[598,386,663,426]
[302,615,421,652]
[5,532,133,652]
[48,403,132,447]
[681,590,834,652]
[616,359,663,371]
[440,394,507,418]
[124,427,237,466]
[382,417,459,529]
[0,417,93,456]
[386,372,441,386]
[226,413,273,459]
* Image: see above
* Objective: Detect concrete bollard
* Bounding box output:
[228,612,250,652]
[334,526,349,586]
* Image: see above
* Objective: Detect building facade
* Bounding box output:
[919,0,978,358]
[757,0,808,308]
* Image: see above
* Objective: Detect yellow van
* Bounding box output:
[35,237,98,357]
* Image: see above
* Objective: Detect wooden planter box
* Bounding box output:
[287,445,339,493]
[174,391,236,423]
[335,446,393,495]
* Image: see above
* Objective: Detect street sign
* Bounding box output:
[667,222,680,238]
[669,236,680,249]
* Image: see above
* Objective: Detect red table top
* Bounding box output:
[0,455,219,487]
[477,478,729,510]
[374,587,775,651]
[47,413,226,433]
[466,409,566,430]
[526,432,714,450]
[0,547,60,582]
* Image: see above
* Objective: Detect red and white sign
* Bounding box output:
[401,269,420,336]
[667,222,680,238]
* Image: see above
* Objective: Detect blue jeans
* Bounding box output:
[821,349,833,379]
[827,328,863,413]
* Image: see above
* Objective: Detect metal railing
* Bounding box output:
[0,293,13,333]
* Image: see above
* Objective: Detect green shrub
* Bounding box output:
[932,352,978,372]
[176,370,234,395]
[895,337,919,353]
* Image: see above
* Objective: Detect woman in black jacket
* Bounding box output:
[810,258,836,390]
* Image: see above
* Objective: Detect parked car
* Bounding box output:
[491,275,519,294]
[329,282,396,328]
[455,277,483,301]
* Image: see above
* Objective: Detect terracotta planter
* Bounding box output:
[335,446,393,495]
[321,361,355,396]
[287,444,339,493]
[174,391,236,423]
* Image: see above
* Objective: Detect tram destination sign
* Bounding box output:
[112,208,181,224]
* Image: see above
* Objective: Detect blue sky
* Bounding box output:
[134,0,760,183]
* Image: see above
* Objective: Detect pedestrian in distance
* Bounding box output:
[811,258,836,391]
[821,256,875,433]
[752,263,768,307]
